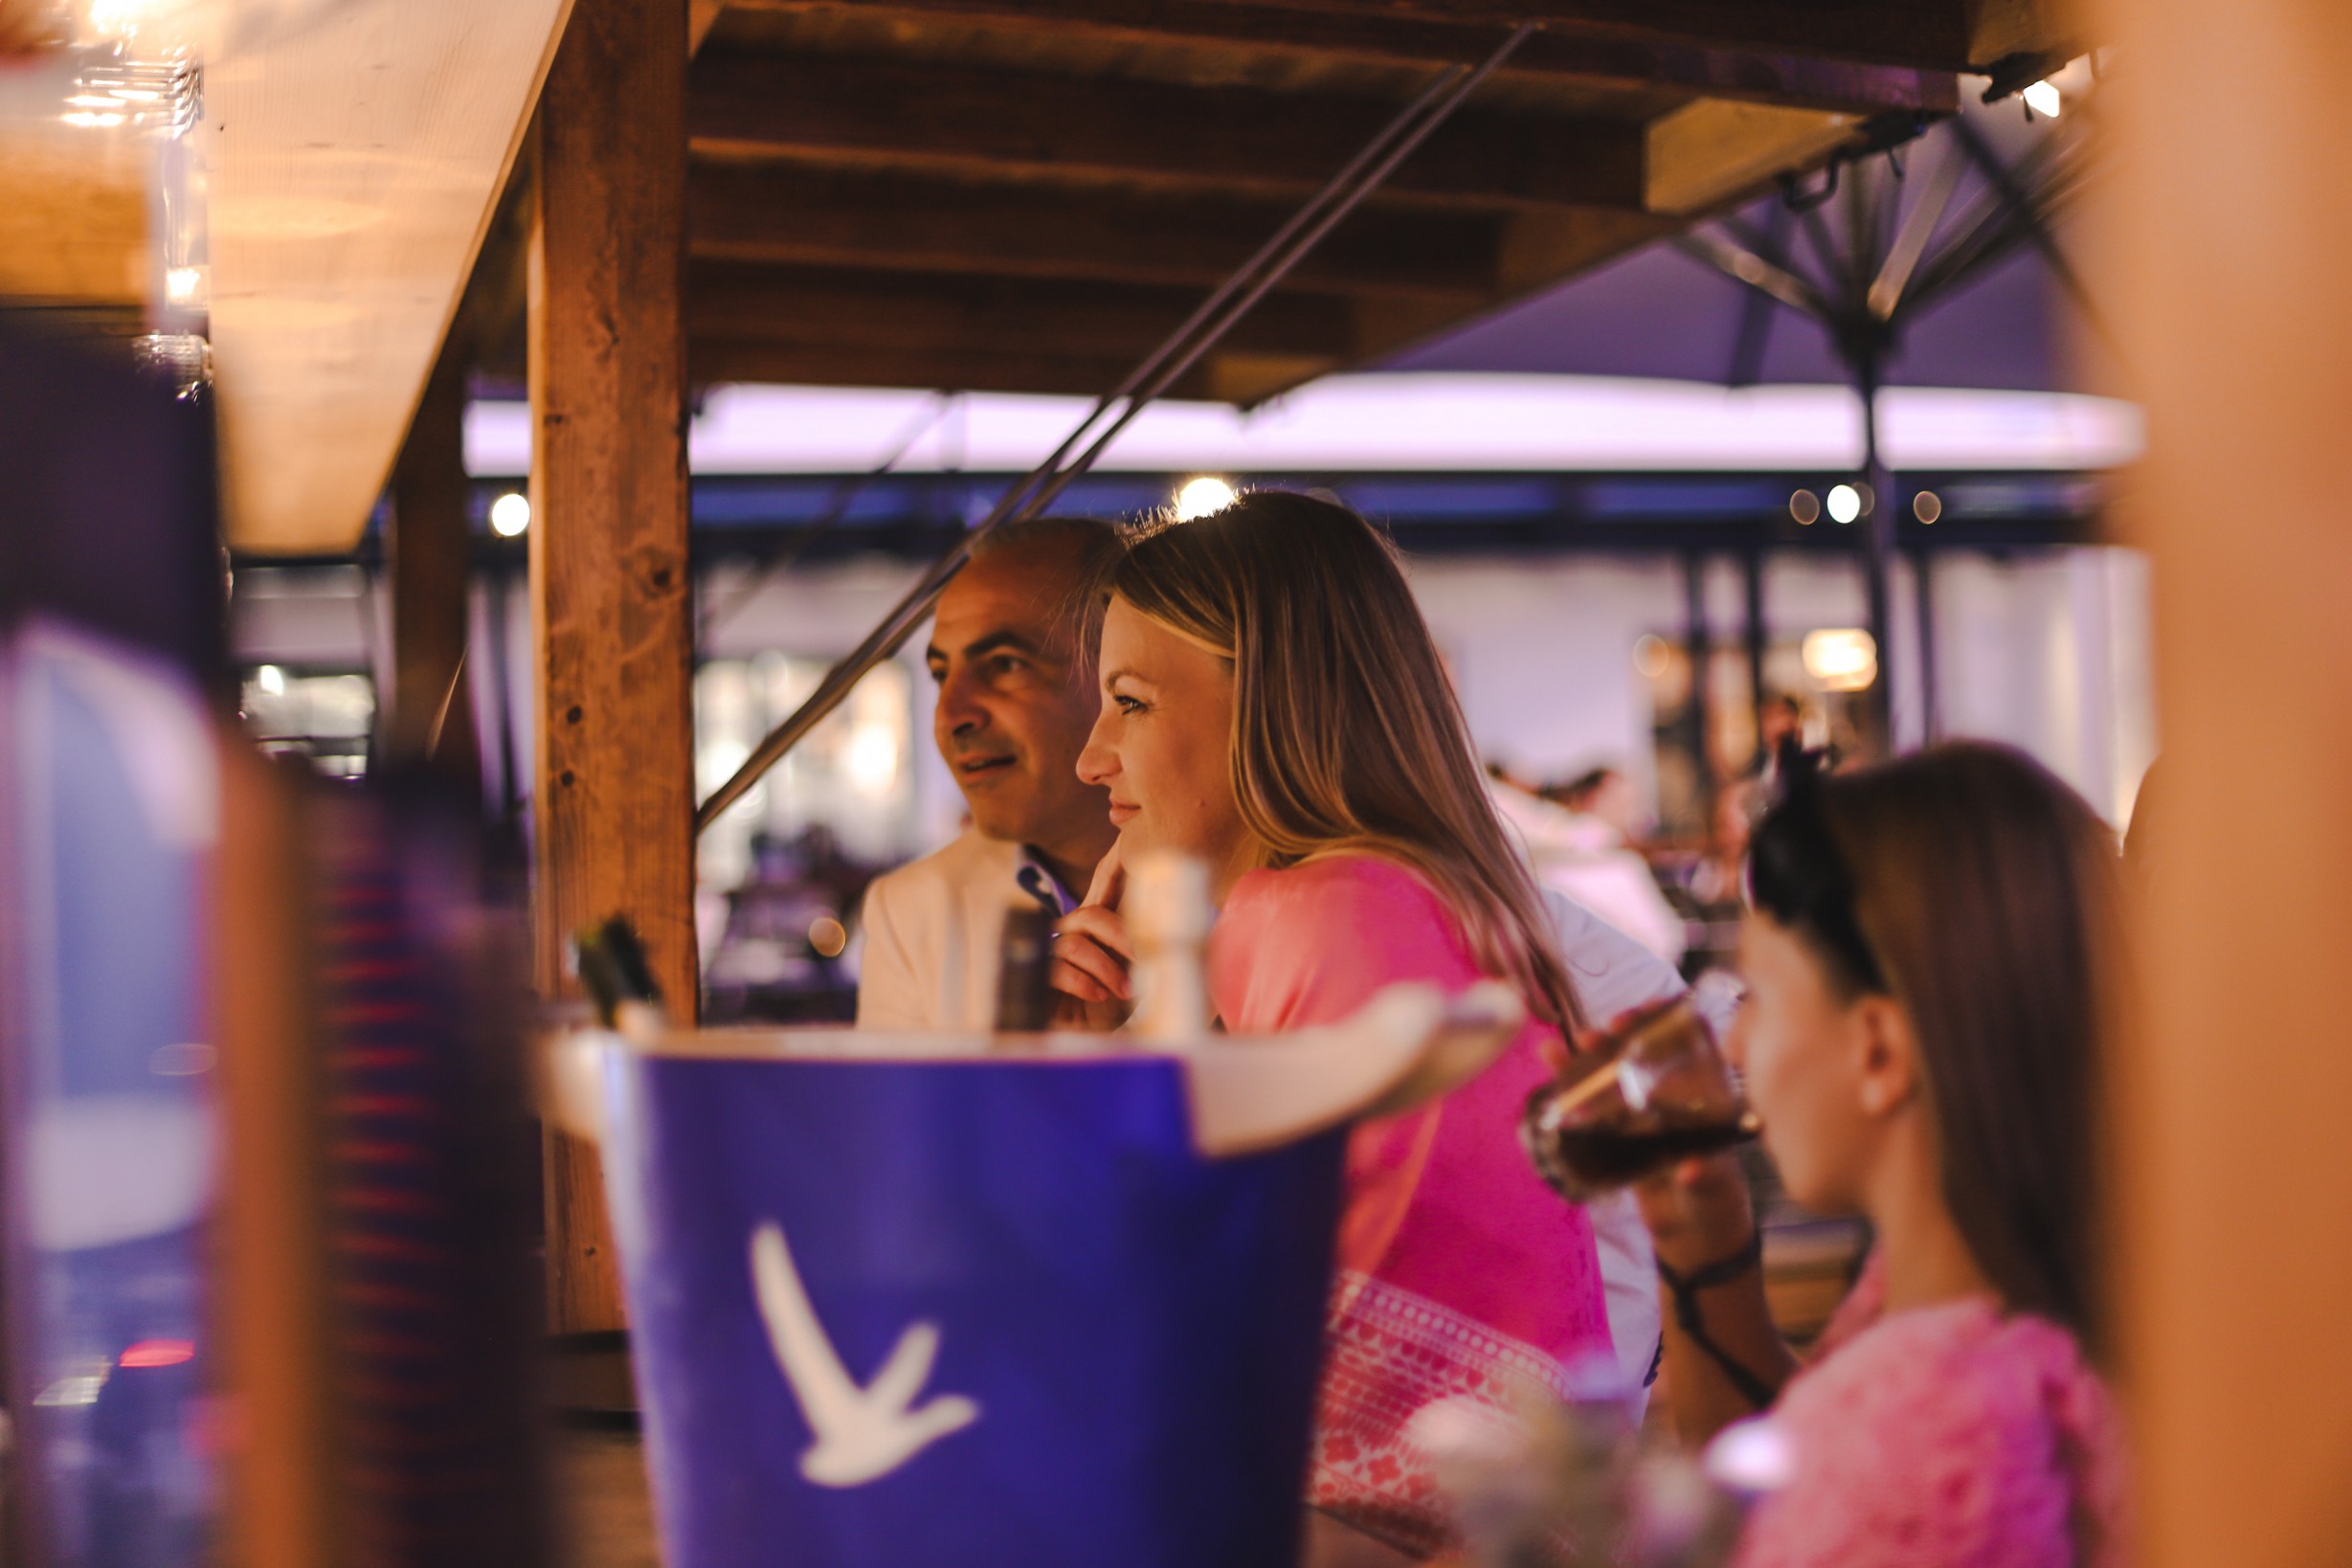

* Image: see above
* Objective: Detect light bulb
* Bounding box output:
[489,491,531,537]
[1174,476,1236,521]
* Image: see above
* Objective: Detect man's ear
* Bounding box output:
[1851,994,1922,1120]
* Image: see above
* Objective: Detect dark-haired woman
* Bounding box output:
[1637,743,2128,1567]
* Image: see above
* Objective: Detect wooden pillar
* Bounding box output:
[2094,6,2352,1566]
[528,0,694,1334]
[387,347,482,790]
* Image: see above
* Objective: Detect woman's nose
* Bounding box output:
[1074,714,1118,786]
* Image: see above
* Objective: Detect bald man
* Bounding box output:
[855,517,1122,1031]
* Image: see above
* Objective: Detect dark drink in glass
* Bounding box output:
[1520,979,1759,1203]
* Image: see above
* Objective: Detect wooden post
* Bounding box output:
[2095,5,2352,1565]
[387,347,482,790]
[528,0,694,1334]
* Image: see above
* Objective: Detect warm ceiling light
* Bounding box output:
[1913,490,1942,525]
[489,491,531,537]
[1826,483,1864,525]
[255,663,286,696]
[1802,629,1878,692]
[2023,79,2062,118]
[1174,476,1237,521]
[1788,488,1821,526]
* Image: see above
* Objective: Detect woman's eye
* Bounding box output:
[1113,694,1145,715]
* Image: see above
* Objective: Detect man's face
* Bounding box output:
[926,545,1110,856]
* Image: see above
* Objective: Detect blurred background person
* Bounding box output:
[1506,762,1688,965]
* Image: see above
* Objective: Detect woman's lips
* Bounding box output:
[1107,800,1138,825]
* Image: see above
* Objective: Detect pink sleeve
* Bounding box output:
[1208,857,1484,1035]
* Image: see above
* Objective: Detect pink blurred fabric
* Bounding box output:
[1209,853,1613,1557]
[1736,1254,2129,1568]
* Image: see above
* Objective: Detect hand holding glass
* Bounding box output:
[1520,974,1760,1203]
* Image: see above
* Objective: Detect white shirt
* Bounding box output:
[854,830,1070,1032]
[1490,779,1688,964]
[1543,887,1683,1411]
[855,828,1675,1408]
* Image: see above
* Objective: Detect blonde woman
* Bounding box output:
[1050,492,1610,1565]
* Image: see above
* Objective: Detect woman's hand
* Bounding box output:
[1567,1010,1758,1269]
[1050,844,1133,1029]
[1632,1152,1756,1272]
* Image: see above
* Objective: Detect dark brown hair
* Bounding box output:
[1109,490,1582,1031]
[1748,742,2125,1358]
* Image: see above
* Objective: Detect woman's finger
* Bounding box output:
[1050,957,1110,1004]
[1053,930,1131,999]
[1059,903,1134,960]
[1082,837,1126,911]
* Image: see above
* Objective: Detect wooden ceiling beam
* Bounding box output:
[688,51,1648,209]
[1135,0,1993,75]
[687,161,1502,299]
[720,0,1957,115]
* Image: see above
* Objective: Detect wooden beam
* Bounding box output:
[688,160,1502,299]
[530,0,696,1336]
[723,0,1959,115]
[206,0,571,554]
[688,51,1648,209]
[1136,0,1990,74]
[386,346,482,790]
[2101,4,2352,1567]
[688,259,1366,361]
[1643,99,1855,214]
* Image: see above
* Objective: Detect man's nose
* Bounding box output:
[934,666,989,735]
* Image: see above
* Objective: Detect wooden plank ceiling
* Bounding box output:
[540,0,2069,410]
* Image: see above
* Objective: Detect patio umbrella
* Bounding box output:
[1391,65,2109,748]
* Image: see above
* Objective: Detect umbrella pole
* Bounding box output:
[1856,354,1897,753]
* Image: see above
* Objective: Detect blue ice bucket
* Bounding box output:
[578,993,1517,1568]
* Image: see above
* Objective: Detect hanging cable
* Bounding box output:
[694,20,1537,837]
[696,391,955,649]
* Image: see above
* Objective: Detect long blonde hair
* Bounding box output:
[1109,490,1583,1031]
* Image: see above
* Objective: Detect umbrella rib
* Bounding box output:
[1726,203,1794,386]
[1674,228,1833,325]
[1944,114,2107,341]
[1870,133,1966,321]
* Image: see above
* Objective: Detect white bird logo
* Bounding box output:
[748,1221,981,1487]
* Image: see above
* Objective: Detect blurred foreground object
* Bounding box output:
[0,310,228,1568]
[2093,3,2352,1567]
[1418,1386,1758,1568]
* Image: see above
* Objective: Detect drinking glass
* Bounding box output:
[1520,973,1759,1203]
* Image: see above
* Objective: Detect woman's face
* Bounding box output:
[1077,597,1256,888]
[1725,913,1884,1216]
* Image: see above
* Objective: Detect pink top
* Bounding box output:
[1736,1256,2129,1568]
[1210,854,1613,1557]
